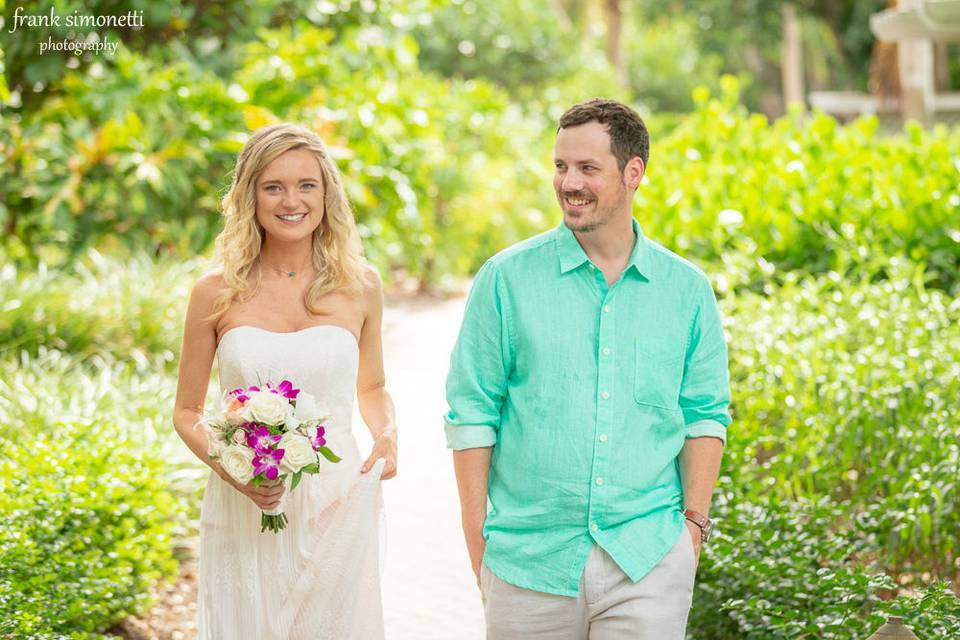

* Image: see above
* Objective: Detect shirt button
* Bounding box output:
[603,305,611,313]
[595,477,604,486]
[591,522,599,532]
[599,434,608,443]
[602,347,611,356]
[601,391,610,400]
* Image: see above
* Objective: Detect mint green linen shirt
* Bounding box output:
[444,219,732,597]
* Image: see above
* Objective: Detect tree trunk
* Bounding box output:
[869,1,901,106]
[934,42,950,91]
[781,3,805,109]
[604,0,627,87]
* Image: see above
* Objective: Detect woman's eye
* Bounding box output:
[265,185,280,193]
[300,183,316,190]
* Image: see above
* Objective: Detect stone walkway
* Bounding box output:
[378,293,484,640]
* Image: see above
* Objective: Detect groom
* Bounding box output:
[444,98,731,639]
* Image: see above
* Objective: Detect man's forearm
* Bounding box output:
[454,447,491,530]
[453,446,492,577]
[679,436,724,515]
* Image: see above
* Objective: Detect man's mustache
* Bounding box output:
[560,190,595,199]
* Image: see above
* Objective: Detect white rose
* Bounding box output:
[278,432,317,474]
[231,429,247,445]
[219,445,255,485]
[294,392,330,424]
[247,390,290,425]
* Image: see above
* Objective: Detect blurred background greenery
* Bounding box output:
[1,0,959,638]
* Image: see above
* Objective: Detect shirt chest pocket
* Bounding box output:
[634,341,685,410]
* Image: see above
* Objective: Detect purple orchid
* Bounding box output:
[253,448,285,481]
[228,387,251,403]
[310,425,327,451]
[273,379,300,400]
[246,425,282,455]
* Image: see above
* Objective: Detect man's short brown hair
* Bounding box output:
[558,99,649,172]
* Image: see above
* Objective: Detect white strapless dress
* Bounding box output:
[197,325,385,640]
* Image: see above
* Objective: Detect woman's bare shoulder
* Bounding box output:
[359,261,383,299]
[188,271,230,312]
[360,261,382,289]
[357,261,383,317]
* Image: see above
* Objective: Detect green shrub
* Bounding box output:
[690,496,893,640]
[625,16,726,113]
[690,495,960,639]
[639,77,960,293]
[414,0,577,96]
[0,422,182,638]
[1,48,244,265]
[0,351,205,492]
[690,265,960,637]
[0,252,198,368]
[882,581,960,639]
[720,267,960,574]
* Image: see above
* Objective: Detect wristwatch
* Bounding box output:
[684,509,715,543]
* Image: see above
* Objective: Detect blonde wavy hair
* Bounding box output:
[207,123,365,322]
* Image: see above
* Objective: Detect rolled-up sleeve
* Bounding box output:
[679,278,732,444]
[444,261,513,450]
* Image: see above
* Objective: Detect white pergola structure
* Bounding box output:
[870,0,960,123]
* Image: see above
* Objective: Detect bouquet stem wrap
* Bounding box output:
[261,475,292,532]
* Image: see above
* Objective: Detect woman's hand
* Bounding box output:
[222,469,286,510]
[361,430,397,479]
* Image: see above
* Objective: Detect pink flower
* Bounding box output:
[253,448,285,481]
[273,379,300,400]
[309,425,327,451]
[246,425,281,455]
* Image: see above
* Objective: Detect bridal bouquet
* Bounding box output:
[205,379,341,533]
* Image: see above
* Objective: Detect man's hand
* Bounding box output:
[685,519,702,569]
[464,527,487,588]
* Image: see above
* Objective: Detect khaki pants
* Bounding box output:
[481,531,697,640]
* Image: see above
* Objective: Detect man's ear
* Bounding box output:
[625,156,645,190]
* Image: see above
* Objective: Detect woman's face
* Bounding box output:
[254,148,326,242]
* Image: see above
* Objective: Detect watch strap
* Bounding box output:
[684,509,714,542]
[684,509,709,530]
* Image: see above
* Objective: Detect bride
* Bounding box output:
[172,122,398,639]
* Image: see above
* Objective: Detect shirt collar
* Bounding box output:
[555,218,653,280]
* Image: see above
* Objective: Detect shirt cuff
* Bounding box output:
[444,422,498,450]
[685,419,727,445]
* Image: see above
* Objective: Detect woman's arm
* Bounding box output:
[172,273,285,510]
[356,265,398,479]
[172,273,224,472]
